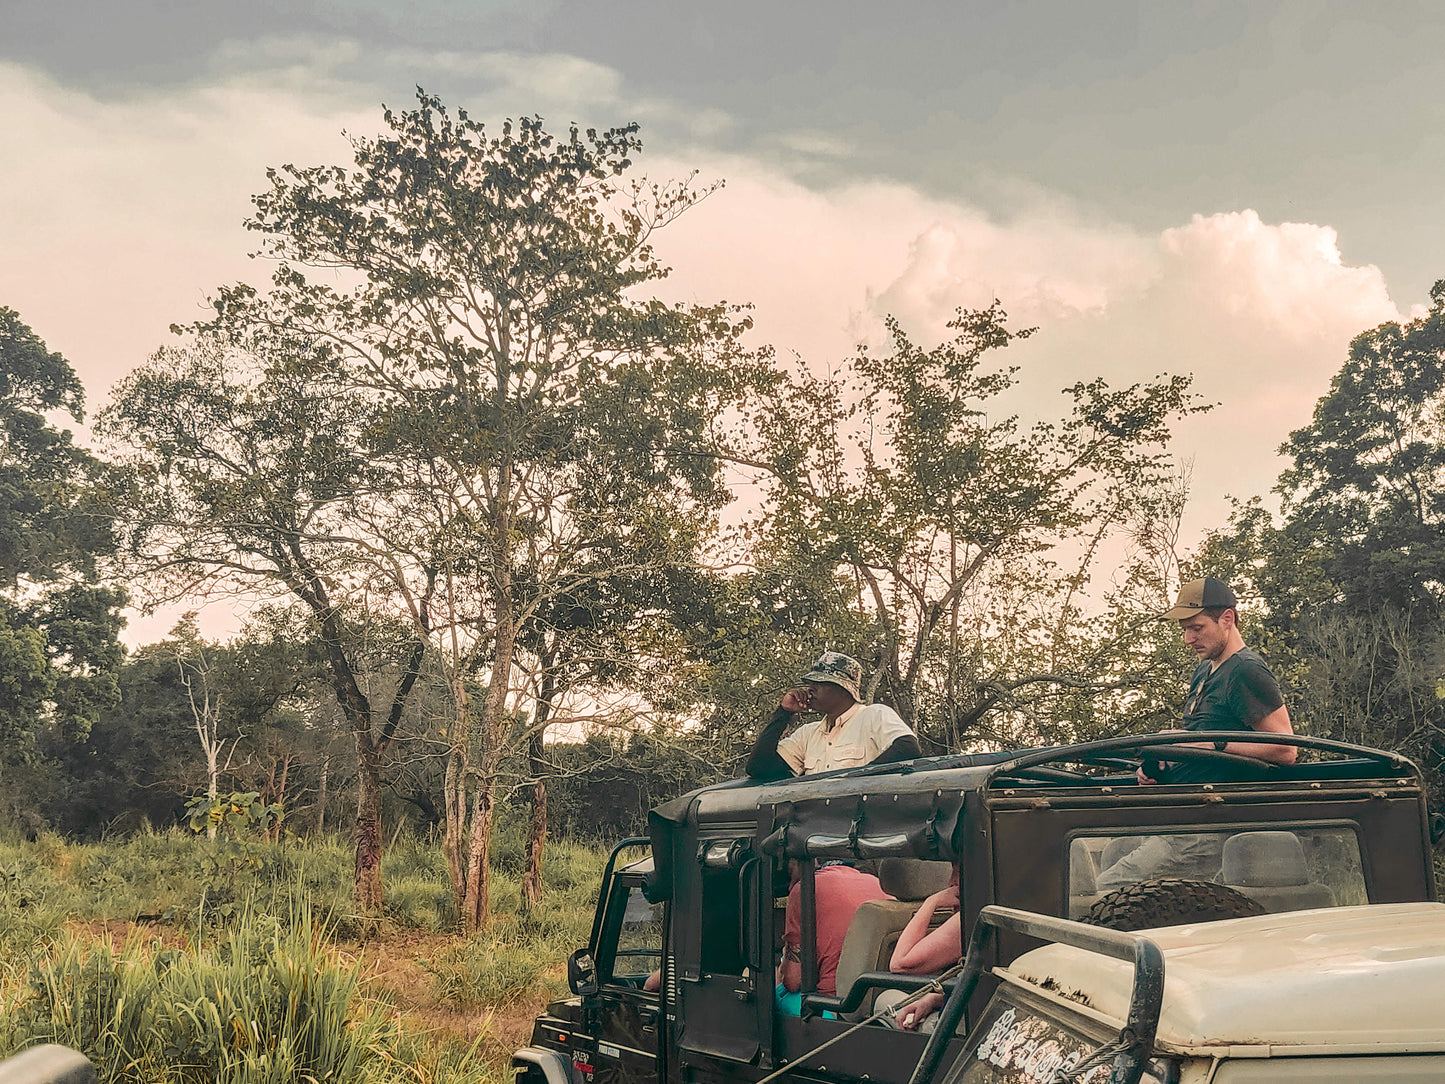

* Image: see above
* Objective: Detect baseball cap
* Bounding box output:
[800,651,863,701]
[1161,576,1238,620]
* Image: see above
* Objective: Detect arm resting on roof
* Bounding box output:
[873,734,922,765]
[1231,704,1296,764]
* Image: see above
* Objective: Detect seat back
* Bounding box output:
[833,859,953,1020]
[1221,831,1336,912]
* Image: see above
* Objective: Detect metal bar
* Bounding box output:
[590,836,649,949]
[800,859,818,994]
[906,907,1167,1084]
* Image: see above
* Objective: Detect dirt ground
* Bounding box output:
[343,930,559,1058]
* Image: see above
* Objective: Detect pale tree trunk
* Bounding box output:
[443,670,469,904]
[522,731,547,910]
[177,647,225,840]
[316,754,328,835]
[521,665,554,910]
[461,503,517,930]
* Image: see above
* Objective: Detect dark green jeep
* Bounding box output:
[514,733,1442,1084]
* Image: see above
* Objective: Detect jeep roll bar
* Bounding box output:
[588,836,650,950]
[907,907,1166,1084]
[991,731,1420,784]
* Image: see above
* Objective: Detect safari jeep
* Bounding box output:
[513,733,1443,1084]
[947,901,1445,1083]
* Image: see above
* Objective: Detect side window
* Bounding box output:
[1069,827,1367,918]
[610,886,664,984]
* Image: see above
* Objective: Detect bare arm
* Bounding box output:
[1227,704,1296,764]
[889,886,961,974]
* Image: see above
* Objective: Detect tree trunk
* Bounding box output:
[462,772,496,928]
[522,777,547,910]
[443,654,470,905]
[522,673,553,911]
[354,747,385,913]
[316,754,328,835]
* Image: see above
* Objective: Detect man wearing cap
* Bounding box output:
[1096,577,1298,891]
[1142,575,1297,785]
[745,651,921,780]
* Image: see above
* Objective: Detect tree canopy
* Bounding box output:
[0,309,124,781]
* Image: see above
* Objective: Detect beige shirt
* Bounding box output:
[775,702,914,775]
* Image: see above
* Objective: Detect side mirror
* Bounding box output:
[1429,812,1445,846]
[568,949,599,996]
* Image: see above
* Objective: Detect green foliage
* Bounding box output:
[1279,280,1445,612]
[0,308,125,774]
[0,831,613,1082]
[185,793,285,839]
[0,904,402,1084]
[737,302,1207,751]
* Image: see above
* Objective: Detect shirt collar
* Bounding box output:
[827,701,862,732]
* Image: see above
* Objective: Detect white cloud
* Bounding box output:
[642,164,1404,544]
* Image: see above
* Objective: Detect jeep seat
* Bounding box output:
[1221,830,1336,912]
[832,858,954,1021]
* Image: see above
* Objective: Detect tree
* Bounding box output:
[1201,281,1445,800]
[100,330,430,908]
[1279,280,1445,613]
[0,308,124,795]
[734,303,1206,751]
[107,97,765,924]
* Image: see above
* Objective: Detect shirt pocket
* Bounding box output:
[823,741,868,770]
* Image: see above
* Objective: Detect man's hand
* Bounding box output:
[781,688,813,713]
[897,991,944,1030]
[927,883,959,913]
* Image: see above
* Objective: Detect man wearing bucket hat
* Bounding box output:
[1140,575,1297,785]
[745,651,920,780]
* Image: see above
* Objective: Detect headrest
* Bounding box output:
[877,857,953,900]
[1221,831,1308,887]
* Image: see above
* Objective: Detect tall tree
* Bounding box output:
[100,331,428,908]
[735,304,1205,751]
[0,308,124,795]
[108,97,764,924]
[1278,280,1445,613]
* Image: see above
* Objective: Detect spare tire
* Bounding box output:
[1083,877,1266,931]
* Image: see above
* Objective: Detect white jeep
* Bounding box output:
[936,902,1445,1083]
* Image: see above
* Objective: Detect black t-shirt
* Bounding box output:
[1160,649,1285,783]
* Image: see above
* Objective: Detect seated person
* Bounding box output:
[875,871,961,1032]
[777,859,890,1014]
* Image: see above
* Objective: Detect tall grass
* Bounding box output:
[1,902,403,1084]
[0,819,612,1083]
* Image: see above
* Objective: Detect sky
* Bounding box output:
[3,0,1443,644]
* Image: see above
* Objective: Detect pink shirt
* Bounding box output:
[784,864,891,996]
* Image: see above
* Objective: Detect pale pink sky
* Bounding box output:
[1,15,1432,643]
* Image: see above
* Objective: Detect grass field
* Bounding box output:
[0,822,609,1084]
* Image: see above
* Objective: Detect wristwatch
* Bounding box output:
[1214,738,1229,751]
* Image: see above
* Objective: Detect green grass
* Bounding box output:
[1,902,402,1084]
[0,825,611,1084]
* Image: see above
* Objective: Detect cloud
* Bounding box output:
[641,162,1405,543]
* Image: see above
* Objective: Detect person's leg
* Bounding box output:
[1095,835,1173,892]
[1097,833,1227,892]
